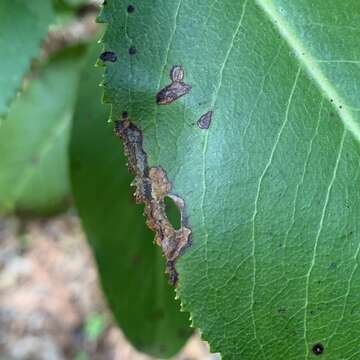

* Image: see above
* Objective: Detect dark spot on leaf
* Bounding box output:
[329,262,337,270]
[156,82,192,105]
[170,65,184,82]
[115,120,148,177]
[330,99,334,102]
[312,343,324,355]
[339,105,342,109]
[197,110,213,129]
[122,111,129,119]
[99,51,117,62]
[156,65,192,105]
[128,46,137,55]
[127,4,135,13]
[277,308,287,315]
[103,0,107,4]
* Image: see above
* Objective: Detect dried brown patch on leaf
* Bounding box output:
[197,110,213,129]
[115,120,191,285]
[156,65,192,105]
[170,65,184,82]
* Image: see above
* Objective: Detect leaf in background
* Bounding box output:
[70,45,192,358]
[0,0,54,118]
[63,0,89,7]
[52,0,91,23]
[0,48,84,215]
[100,0,360,359]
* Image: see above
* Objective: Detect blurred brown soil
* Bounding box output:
[0,214,216,360]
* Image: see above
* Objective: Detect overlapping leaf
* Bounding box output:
[0,0,54,118]
[0,48,84,215]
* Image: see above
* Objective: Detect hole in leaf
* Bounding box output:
[164,196,182,230]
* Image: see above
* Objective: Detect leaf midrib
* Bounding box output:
[256,0,360,142]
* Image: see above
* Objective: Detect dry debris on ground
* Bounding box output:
[0,214,216,360]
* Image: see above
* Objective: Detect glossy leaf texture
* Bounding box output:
[0,48,84,215]
[69,45,191,358]
[100,1,360,359]
[0,0,54,118]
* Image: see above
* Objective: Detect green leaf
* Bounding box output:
[0,48,84,215]
[0,0,54,118]
[70,45,192,358]
[100,1,360,359]
[61,0,89,8]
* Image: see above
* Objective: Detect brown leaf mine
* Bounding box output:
[115,120,192,285]
[170,65,184,82]
[197,110,213,129]
[156,65,192,105]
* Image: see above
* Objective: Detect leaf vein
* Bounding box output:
[152,0,183,159]
[249,65,302,357]
[256,0,360,143]
[303,129,346,359]
[200,0,249,291]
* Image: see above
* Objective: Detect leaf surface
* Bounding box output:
[0,48,83,215]
[70,45,191,358]
[0,0,54,118]
[100,1,360,359]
